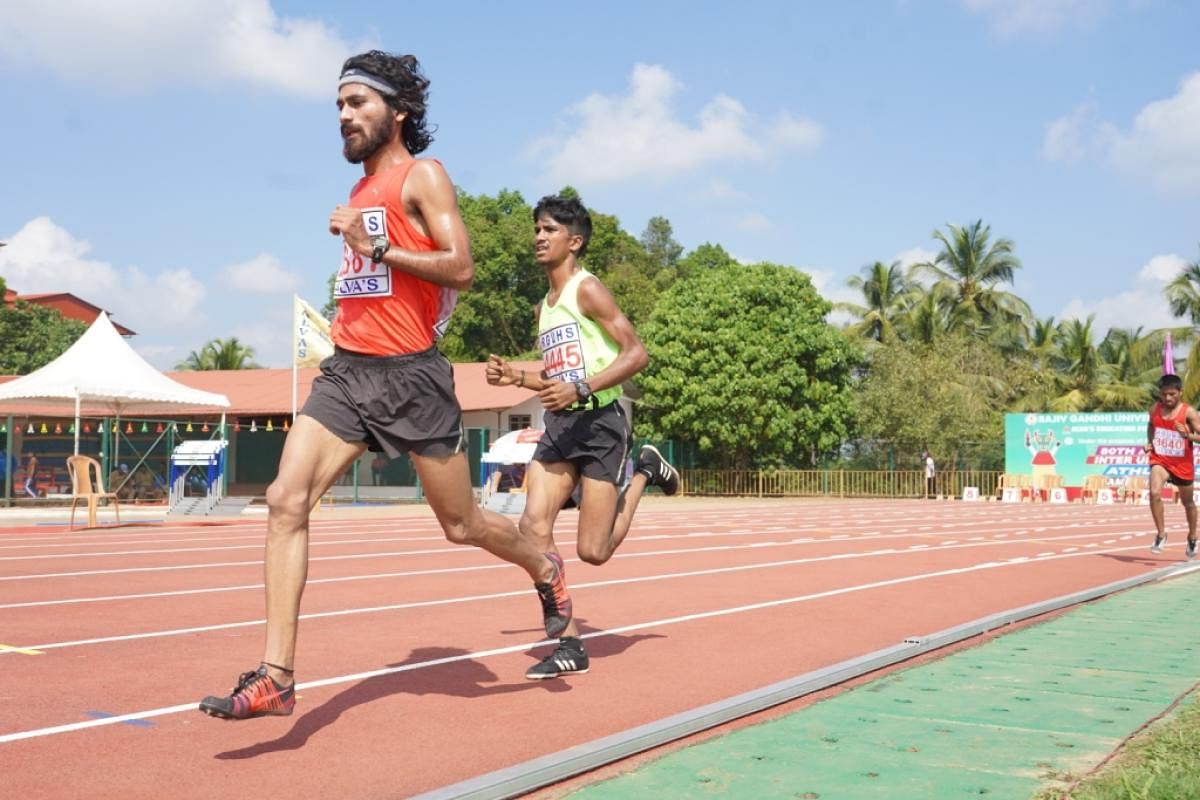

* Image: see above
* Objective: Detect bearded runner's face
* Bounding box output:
[337,83,398,164]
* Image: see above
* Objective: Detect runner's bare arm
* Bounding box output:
[329,160,474,289]
[1188,408,1200,441]
[574,275,648,393]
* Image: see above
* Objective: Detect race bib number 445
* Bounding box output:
[540,322,587,383]
[335,207,392,299]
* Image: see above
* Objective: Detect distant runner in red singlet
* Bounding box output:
[198,50,572,722]
[1145,373,1199,560]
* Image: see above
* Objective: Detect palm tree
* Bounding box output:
[837,260,912,342]
[1048,317,1153,411]
[913,219,1031,334]
[176,337,260,370]
[1164,250,1200,400]
[896,281,955,345]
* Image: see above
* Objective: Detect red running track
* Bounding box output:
[0,498,1180,799]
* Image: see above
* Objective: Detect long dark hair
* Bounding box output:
[341,50,434,154]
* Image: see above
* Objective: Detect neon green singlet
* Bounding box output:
[538,269,622,407]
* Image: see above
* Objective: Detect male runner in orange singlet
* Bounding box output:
[199,50,571,720]
[1145,373,1200,560]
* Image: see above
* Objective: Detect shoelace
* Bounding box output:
[232,668,266,696]
[537,583,560,616]
[543,644,583,664]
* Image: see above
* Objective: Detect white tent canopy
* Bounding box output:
[0,312,230,454]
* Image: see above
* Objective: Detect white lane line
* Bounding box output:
[0,535,467,563]
[0,523,1158,592]
[0,540,1153,655]
[0,544,1169,744]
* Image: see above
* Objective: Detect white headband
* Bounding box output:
[338,68,398,97]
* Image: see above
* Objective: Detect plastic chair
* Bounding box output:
[1080,474,1106,503]
[67,455,121,530]
[1122,476,1148,505]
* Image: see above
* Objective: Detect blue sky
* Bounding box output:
[1,0,1198,369]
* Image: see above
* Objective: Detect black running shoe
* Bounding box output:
[1187,539,1197,561]
[534,552,572,638]
[525,637,590,680]
[1151,533,1166,554]
[637,444,680,496]
[198,665,295,719]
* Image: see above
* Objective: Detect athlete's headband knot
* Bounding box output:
[338,68,398,97]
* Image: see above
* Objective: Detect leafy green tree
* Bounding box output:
[581,208,659,328]
[854,334,1051,470]
[1045,317,1152,411]
[322,273,337,321]
[0,278,88,374]
[321,188,676,356]
[175,337,260,370]
[442,188,545,361]
[640,215,683,289]
[636,262,860,468]
[896,281,956,344]
[1164,249,1200,401]
[676,242,738,280]
[838,260,912,343]
[913,219,1031,334]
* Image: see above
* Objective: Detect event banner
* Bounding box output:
[1004,412,1159,489]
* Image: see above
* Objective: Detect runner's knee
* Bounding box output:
[265,480,310,522]
[440,510,485,546]
[518,515,553,546]
[576,535,613,565]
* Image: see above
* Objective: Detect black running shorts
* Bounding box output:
[533,401,630,484]
[301,346,465,458]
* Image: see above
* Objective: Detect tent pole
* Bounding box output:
[219,411,228,495]
[74,396,81,455]
[3,415,12,507]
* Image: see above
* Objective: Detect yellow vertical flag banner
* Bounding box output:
[294,295,334,368]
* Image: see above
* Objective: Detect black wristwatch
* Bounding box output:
[574,381,592,402]
[370,235,390,263]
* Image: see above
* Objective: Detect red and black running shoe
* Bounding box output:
[198,665,295,720]
[535,552,573,638]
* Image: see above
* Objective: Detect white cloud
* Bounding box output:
[1043,73,1200,194]
[1058,253,1187,333]
[964,0,1108,36]
[221,253,302,294]
[227,313,292,368]
[804,267,860,326]
[892,247,938,271]
[0,0,369,98]
[1041,101,1102,163]
[691,179,748,202]
[0,217,120,297]
[1,216,208,335]
[1108,72,1200,194]
[768,114,825,150]
[530,64,824,185]
[735,213,773,233]
[1139,254,1188,283]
